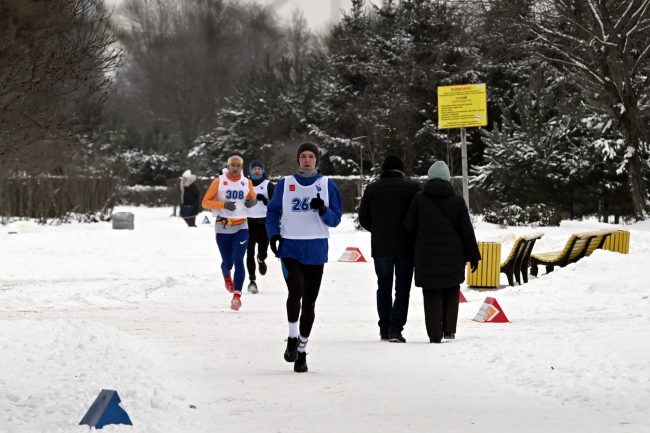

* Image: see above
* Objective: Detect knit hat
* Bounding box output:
[249,160,265,180]
[427,160,451,181]
[381,155,404,172]
[296,142,320,166]
[180,169,192,179]
[250,160,264,170]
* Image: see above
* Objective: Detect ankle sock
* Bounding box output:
[297,335,308,353]
[288,321,299,338]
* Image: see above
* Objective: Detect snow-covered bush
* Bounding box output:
[483,203,561,227]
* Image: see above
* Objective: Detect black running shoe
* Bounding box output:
[257,256,267,276]
[443,333,455,340]
[389,332,406,343]
[380,330,389,341]
[284,337,299,362]
[294,352,308,373]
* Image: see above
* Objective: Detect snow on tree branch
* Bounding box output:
[586,0,607,43]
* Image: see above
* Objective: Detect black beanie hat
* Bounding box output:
[382,155,404,172]
[249,160,264,170]
[296,142,320,165]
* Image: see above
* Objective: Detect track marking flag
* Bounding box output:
[338,247,367,263]
[79,389,132,429]
[473,297,509,323]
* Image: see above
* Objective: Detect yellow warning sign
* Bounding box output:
[437,83,487,129]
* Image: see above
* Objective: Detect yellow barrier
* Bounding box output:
[602,230,630,254]
[467,242,501,289]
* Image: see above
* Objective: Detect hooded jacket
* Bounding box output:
[180,175,201,216]
[358,170,420,257]
[403,179,481,290]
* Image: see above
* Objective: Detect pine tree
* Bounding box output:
[318,0,479,175]
[516,0,650,217]
[475,81,631,218]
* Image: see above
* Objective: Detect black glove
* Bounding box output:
[256,193,268,205]
[244,198,257,208]
[309,193,326,216]
[470,261,479,273]
[270,234,282,256]
[223,201,236,211]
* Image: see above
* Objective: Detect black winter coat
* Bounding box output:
[359,170,420,257]
[403,179,481,290]
[181,183,201,216]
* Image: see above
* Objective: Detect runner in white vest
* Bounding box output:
[266,143,343,373]
[245,160,275,294]
[280,175,330,239]
[202,154,257,311]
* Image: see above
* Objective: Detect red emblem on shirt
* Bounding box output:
[289,184,295,192]
[223,181,228,185]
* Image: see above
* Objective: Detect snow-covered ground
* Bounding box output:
[1,207,648,433]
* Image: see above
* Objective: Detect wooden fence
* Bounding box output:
[0,175,487,221]
[0,176,118,222]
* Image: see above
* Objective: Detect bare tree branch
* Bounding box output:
[632,41,650,76]
[0,0,123,172]
[615,0,642,30]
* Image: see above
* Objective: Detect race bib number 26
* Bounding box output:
[291,197,314,212]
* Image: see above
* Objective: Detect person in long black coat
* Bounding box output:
[403,161,481,343]
[180,170,201,227]
[359,155,420,343]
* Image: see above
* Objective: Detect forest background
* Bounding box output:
[1,0,649,223]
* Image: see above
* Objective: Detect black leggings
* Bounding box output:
[182,216,196,227]
[282,258,324,338]
[246,222,269,280]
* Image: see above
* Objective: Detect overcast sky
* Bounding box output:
[107,0,354,32]
[259,0,353,31]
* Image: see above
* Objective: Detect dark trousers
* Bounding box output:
[246,222,269,281]
[281,258,324,338]
[373,256,413,334]
[422,285,460,342]
[182,216,196,227]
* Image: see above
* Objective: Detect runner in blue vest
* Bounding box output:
[266,143,343,373]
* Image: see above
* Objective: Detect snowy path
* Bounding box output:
[1,208,648,432]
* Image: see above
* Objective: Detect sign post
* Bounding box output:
[460,127,469,209]
[437,83,487,210]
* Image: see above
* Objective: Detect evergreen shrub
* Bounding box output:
[483,203,561,227]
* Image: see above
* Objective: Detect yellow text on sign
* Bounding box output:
[437,83,487,129]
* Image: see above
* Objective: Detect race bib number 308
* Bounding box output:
[225,190,245,200]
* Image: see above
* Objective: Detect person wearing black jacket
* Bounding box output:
[246,160,275,294]
[404,160,481,343]
[179,170,201,227]
[359,155,420,343]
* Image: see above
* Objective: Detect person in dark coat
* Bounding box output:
[179,170,201,227]
[403,160,481,343]
[359,155,420,343]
